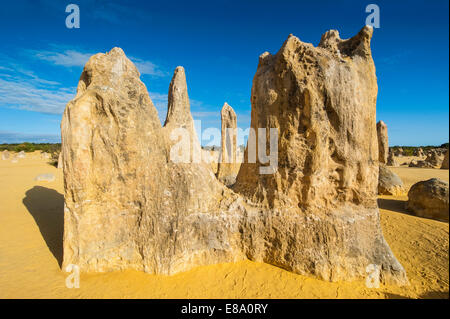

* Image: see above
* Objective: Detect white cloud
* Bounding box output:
[32,48,167,77]
[130,57,167,77]
[0,77,75,114]
[34,50,94,67]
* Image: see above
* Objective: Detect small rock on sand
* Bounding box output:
[17,151,26,158]
[34,173,55,182]
[2,150,9,160]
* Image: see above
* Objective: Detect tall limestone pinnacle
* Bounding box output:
[377,120,389,164]
[62,27,407,285]
[217,102,238,185]
[233,26,407,284]
[163,66,201,162]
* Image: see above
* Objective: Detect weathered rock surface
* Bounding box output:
[62,49,226,275]
[62,29,407,286]
[376,121,388,164]
[406,178,449,222]
[1,150,9,160]
[441,150,449,169]
[378,165,404,195]
[217,102,239,186]
[233,26,406,284]
[17,151,26,158]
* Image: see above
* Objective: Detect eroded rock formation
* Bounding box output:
[217,103,239,186]
[62,28,407,285]
[233,26,406,284]
[377,121,388,164]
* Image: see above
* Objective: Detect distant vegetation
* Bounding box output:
[390,143,449,156]
[0,142,61,154]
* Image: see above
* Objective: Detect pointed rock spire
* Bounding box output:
[217,102,238,185]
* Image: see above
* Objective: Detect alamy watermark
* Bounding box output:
[65,4,80,29]
[65,264,80,288]
[365,4,380,28]
[169,123,279,175]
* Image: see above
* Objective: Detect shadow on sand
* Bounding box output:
[23,186,64,268]
[377,198,413,217]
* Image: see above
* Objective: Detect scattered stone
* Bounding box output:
[217,102,238,186]
[41,152,50,159]
[34,173,55,182]
[378,165,404,196]
[376,121,388,164]
[406,178,449,222]
[1,150,9,160]
[409,160,434,168]
[441,150,449,169]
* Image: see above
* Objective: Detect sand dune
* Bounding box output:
[0,152,448,298]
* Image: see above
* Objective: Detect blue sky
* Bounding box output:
[0,0,448,146]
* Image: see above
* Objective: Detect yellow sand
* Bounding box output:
[0,152,448,299]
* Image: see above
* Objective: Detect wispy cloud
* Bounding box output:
[0,77,75,114]
[31,48,167,77]
[34,49,93,67]
[129,57,167,77]
[0,53,75,114]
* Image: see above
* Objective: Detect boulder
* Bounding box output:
[17,151,26,158]
[441,149,449,169]
[378,165,404,196]
[376,121,388,164]
[62,30,407,286]
[406,178,449,222]
[217,102,239,186]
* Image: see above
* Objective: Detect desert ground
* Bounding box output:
[0,151,448,299]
